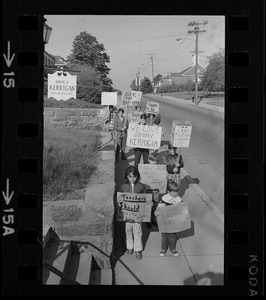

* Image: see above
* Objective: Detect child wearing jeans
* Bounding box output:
[119,166,146,260]
[155,181,182,257]
[163,143,184,188]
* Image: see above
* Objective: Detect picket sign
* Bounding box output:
[156,202,191,233]
[121,91,142,107]
[116,192,153,222]
[130,111,142,123]
[126,124,162,150]
[120,90,142,126]
[101,92,118,105]
[145,102,159,114]
[170,120,192,148]
[138,164,167,194]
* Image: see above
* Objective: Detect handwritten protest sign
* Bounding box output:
[121,91,142,107]
[170,120,192,147]
[126,124,162,150]
[156,202,191,233]
[101,92,117,105]
[130,111,142,123]
[138,164,167,193]
[116,192,153,222]
[145,102,159,114]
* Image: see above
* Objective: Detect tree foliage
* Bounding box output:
[67,31,113,87]
[140,77,153,94]
[156,79,195,93]
[70,63,103,103]
[200,48,224,92]
[130,78,138,91]
[153,74,163,86]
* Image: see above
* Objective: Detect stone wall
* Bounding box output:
[44,108,108,130]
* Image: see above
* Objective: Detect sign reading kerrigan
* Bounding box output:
[126,123,162,149]
[48,71,77,101]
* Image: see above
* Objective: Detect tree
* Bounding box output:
[140,77,153,94]
[70,63,103,103]
[67,31,113,87]
[153,74,163,86]
[130,78,138,91]
[200,48,225,92]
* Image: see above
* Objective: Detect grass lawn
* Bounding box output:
[161,92,224,107]
[43,125,101,201]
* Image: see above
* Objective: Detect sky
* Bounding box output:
[44,15,225,92]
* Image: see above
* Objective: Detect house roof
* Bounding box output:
[163,63,205,79]
[53,55,67,66]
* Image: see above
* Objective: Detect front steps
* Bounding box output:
[43,227,112,285]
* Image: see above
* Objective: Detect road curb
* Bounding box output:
[181,168,224,226]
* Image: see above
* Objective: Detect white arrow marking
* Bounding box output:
[2,178,14,206]
[3,41,15,68]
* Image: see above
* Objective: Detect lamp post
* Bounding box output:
[43,17,52,44]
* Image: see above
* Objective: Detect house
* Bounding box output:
[161,54,205,86]
[53,55,68,69]
[44,51,56,67]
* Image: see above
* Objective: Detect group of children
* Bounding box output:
[119,165,184,260]
[117,105,185,260]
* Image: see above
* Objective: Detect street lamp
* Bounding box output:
[43,17,52,44]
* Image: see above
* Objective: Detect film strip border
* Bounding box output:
[2,0,264,296]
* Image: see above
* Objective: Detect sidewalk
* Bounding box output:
[112,146,224,285]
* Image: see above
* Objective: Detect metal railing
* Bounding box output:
[43,260,81,285]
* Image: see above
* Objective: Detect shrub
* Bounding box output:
[43,126,101,201]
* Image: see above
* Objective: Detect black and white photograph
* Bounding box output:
[42,15,225,286]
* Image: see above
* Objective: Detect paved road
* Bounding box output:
[140,94,224,213]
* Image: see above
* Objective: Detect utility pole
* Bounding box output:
[188,21,207,105]
[147,53,156,92]
[136,68,141,91]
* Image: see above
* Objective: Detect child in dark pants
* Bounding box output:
[155,181,182,257]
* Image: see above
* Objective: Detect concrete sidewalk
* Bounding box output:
[112,149,224,286]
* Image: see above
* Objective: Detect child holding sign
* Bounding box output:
[119,166,146,260]
[114,108,129,161]
[134,114,150,168]
[155,181,182,257]
[163,143,184,188]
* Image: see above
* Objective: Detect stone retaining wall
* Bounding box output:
[44,108,108,130]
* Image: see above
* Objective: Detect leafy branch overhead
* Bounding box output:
[67,31,113,98]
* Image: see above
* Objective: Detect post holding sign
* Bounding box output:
[48,71,77,101]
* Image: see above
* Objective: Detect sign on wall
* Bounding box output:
[126,123,162,150]
[170,120,192,147]
[121,91,142,107]
[138,164,167,193]
[101,92,117,105]
[48,71,77,101]
[116,192,153,222]
[145,102,159,114]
